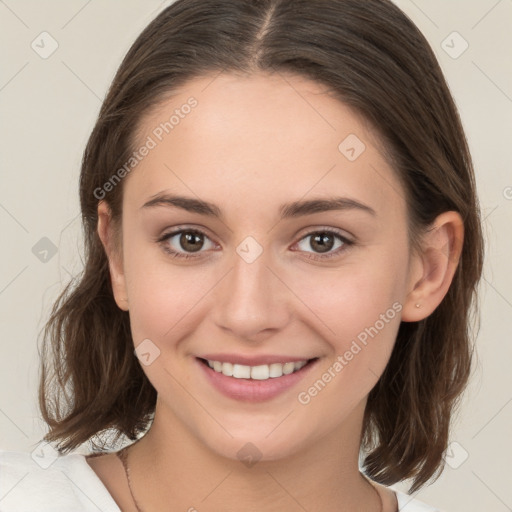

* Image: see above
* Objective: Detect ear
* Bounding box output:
[97,201,129,311]
[402,211,464,322]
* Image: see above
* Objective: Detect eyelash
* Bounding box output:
[157,227,354,262]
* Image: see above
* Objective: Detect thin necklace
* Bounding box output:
[117,445,383,512]
[117,444,144,512]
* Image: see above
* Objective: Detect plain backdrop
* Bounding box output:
[0,1,511,511]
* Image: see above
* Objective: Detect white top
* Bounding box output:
[0,450,442,511]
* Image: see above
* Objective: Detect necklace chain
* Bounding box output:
[117,444,145,512]
[117,444,383,512]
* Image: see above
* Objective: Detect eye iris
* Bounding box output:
[180,232,203,252]
[310,233,335,253]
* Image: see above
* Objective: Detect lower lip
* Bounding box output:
[196,357,319,403]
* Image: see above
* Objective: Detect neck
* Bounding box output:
[124,398,382,512]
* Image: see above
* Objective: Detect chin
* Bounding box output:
[200,429,308,467]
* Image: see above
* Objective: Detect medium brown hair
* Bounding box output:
[39,0,484,494]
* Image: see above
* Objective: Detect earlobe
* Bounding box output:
[402,211,464,322]
[97,201,129,311]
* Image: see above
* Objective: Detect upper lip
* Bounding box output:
[198,353,317,366]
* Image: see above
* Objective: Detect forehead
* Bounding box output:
[125,71,405,219]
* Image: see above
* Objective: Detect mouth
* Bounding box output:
[195,356,320,402]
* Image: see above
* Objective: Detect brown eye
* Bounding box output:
[179,232,204,252]
[294,229,353,260]
[158,229,216,259]
[309,233,336,253]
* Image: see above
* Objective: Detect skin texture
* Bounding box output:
[91,71,463,511]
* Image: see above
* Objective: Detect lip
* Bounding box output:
[198,353,315,366]
[196,356,320,403]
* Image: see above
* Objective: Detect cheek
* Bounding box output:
[289,246,408,357]
[289,256,406,420]
[121,236,205,342]
[126,271,210,344]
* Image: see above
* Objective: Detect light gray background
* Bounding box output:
[0,1,511,511]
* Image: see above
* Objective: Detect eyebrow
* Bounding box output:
[141,193,376,219]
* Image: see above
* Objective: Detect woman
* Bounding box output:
[0,0,483,510]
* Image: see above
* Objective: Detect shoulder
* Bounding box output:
[0,448,120,512]
[389,485,445,512]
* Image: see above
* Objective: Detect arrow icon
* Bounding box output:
[32,237,58,263]
[236,236,263,263]
[441,31,468,59]
[135,339,161,366]
[31,31,59,59]
[442,441,468,469]
[338,134,365,161]
[31,441,59,468]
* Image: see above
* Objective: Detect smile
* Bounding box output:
[204,358,310,380]
[196,357,320,402]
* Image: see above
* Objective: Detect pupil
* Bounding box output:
[181,232,203,252]
[311,233,334,253]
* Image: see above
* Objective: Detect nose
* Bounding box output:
[212,248,291,342]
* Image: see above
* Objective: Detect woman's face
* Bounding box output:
[107,72,420,461]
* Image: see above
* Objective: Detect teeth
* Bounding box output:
[233,364,251,378]
[206,359,309,380]
[282,362,295,375]
[221,362,233,377]
[251,364,269,380]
